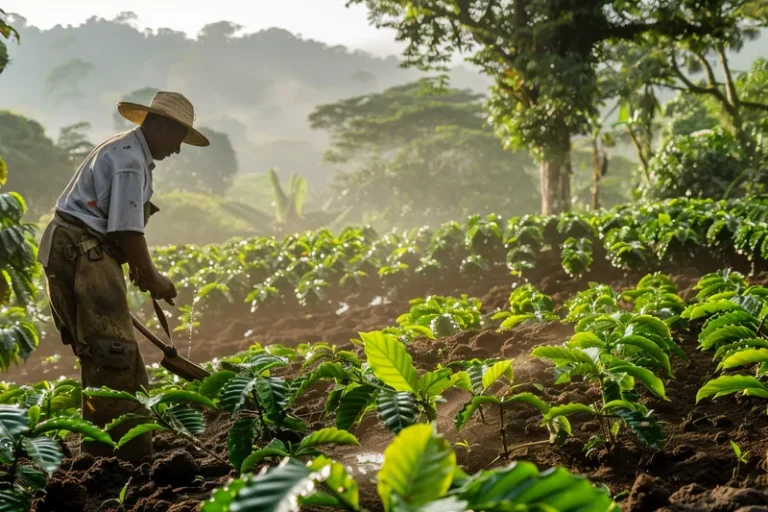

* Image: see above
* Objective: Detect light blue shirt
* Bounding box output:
[55,126,155,235]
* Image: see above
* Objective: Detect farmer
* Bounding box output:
[37,91,209,461]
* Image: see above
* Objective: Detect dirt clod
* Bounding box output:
[625,473,671,511]
[151,451,200,487]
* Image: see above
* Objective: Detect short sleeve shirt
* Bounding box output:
[55,127,155,235]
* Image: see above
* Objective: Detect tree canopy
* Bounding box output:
[311,78,538,227]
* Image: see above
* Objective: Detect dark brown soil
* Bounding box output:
[21,252,768,511]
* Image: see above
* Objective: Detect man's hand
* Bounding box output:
[130,266,177,302]
[109,230,177,303]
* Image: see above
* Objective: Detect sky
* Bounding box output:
[1,0,406,56]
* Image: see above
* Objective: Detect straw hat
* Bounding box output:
[116,91,210,147]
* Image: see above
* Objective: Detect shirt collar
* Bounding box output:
[131,126,155,171]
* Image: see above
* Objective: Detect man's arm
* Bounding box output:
[104,169,176,301]
[107,231,176,301]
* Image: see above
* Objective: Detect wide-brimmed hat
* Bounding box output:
[116,91,209,147]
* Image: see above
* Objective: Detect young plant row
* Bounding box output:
[34,198,768,337]
[491,274,690,453]
[680,270,768,412]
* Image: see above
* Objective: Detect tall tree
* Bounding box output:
[0,111,73,217]
[348,0,712,214]
[310,78,537,226]
[57,121,95,165]
[639,0,768,157]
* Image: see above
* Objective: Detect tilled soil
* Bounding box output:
[21,253,768,511]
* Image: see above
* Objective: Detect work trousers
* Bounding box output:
[41,219,152,462]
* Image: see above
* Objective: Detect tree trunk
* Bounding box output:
[539,145,572,215]
[591,138,600,211]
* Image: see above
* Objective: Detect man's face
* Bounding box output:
[153,118,188,160]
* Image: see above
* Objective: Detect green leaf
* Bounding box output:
[220,376,258,414]
[482,360,514,390]
[0,488,32,512]
[154,390,216,408]
[531,346,595,366]
[199,371,237,400]
[377,391,419,434]
[616,335,672,376]
[17,465,46,490]
[229,416,260,472]
[165,405,206,435]
[456,395,500,431]
[419,369,453,397]
[543,403,596,423]
[0,405,29,440]
[33,417,115,446]
[212,459,316,512]
[450,371,473,393]
[377,424,456,512]
[305,455,359,509]
[566,332,605,349]
[240,439,289,473]
[298,427,359,452]
[503,393,551,414]
[290,363,348,404]
[697,375,768,402]
[720,348,768,370]
[21,436,62,474]
[362,331,419,392]
[609,364,668,400]
[458,461,617,510]
[336,385,376,431]
[117,422,167,448]
[499,314,535,330]
[83,387,140,402]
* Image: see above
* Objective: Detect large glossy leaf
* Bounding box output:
[566,332,605,349]
[542,403,596,423]
[720,348,768,370]
[336,385,376,431]
[613,408,664,449]
[503,392,551,414]
[298,427,358,452]
[209,458,317,512]
[199,371,237,400]
[377,391,419,434]
[701,325,756,351]
[362,331,419,392]
[151,390,216,409]
[0,488,32,512]
[21,436,62,474]
[455,395,500,431]
[616,335,672,377]
[531,346,595,366]
[166,405,206,435]
[457,461,618,511]
[83,386,139,402]
[609,364,668,400]
[33,417,115,446]
[117,422,167,448]
[257,378,290,422]
[419,369,453,397]
[697,375,768,402]
[229,416,261,472]
[0,405,29,441]
[220,376,259,414]
[377,424,456,511]
[482,360,514,390]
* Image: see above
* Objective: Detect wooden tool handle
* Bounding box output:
[130,313,177,357]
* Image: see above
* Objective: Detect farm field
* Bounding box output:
[3,199,768,511]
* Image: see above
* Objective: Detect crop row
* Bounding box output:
[141,197,768,331]
[4,268,768,510]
